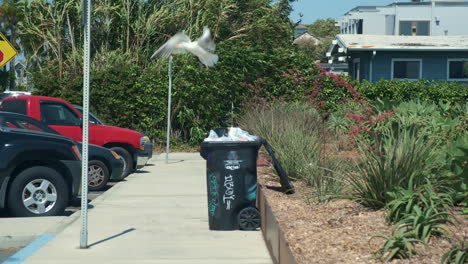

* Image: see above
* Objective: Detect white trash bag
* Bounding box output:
[204,127,259,142]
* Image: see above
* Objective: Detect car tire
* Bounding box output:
[110,147,133,178]
[7,166,69,217]
[88,160,110,191]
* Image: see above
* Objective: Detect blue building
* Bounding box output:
[327,35,468,82]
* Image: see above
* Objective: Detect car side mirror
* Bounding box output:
[79,117,96,126]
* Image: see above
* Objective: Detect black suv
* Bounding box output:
[0,116,81,217]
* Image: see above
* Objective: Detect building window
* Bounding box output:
[392,59,422,80]
[448,59,468,80]
[357,20,363,34]
[399,21,430,36]
[353,58,361,80]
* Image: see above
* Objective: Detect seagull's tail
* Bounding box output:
[200,53,219,68]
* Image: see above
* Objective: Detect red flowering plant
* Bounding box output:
[242,64,359,111]
[321,73,437,210]
[345,105,396,159]
[345,111,396,136]
[306,64,360,111]
[241,78,274,108]
[242,63,397,141]
[310,65,398,154]
[274,67,319,102]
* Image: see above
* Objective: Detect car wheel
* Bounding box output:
[110,147,133,178]
[7,166,69,217]
[88,160,110,191]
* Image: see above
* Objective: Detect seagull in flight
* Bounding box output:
[151,27,219,67]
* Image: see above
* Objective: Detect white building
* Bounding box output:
[339,0,468,36]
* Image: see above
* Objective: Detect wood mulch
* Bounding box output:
[258,165,468,264]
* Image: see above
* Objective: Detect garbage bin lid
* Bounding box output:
[201,140,262,148]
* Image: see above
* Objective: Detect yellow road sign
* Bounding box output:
[0,32,18,68]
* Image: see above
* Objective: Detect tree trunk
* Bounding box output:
[126,0,130,53]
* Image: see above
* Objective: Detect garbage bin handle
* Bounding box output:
[261,139,295,194]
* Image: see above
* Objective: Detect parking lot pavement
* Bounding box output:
[65,181,119,214]
[20,153,272,264]
[0,214,74,262]
[0,181,119,262]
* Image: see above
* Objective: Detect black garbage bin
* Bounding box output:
[200,128,262,231]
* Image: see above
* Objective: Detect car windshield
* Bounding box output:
[0,113,60,135]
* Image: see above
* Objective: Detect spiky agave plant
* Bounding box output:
[393,205,452,243]
[386,177,455,223]
[441,241,467,264]
[371,229,421,262]
[386,185,420,223]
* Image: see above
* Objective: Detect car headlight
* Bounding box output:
[140,136,150,150]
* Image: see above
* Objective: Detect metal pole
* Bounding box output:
[80,0,91,249]
[165,56,173,164]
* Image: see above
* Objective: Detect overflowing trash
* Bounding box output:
[200,127,295,231]
[204,127,259,142]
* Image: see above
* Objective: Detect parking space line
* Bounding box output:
[3,234,55,264]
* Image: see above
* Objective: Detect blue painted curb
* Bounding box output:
[3,234,55,264]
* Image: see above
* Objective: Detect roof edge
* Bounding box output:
[347,47,468,52]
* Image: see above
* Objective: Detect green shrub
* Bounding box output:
[358,79,468,105]
[301,155,347,203]
[328,101,364,137]
[386,100,462,143]
[238,102,345,201]
[29,41,320,145]
[435,134,468,204]
[347,125,438,209]
[238,102,322,181]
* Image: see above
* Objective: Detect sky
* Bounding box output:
[290,0,395,25]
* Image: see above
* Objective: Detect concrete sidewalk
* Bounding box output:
[22,153,272,264]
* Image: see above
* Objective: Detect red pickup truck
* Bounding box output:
[0,95,152,177]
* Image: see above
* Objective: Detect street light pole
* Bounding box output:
[165,56,173,164]
[80,0,91,249]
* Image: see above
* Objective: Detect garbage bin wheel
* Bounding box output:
[238,207,260,231]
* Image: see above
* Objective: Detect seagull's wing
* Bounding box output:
[150,32,191,60]
[185,43,219,67]
[200,52,219,68]
[196,27,216,52]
